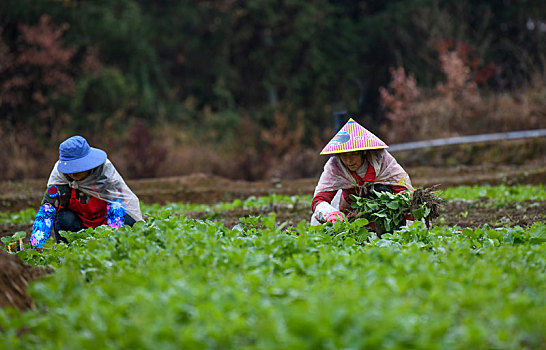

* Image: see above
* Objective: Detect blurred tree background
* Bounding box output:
[1,0,545,180]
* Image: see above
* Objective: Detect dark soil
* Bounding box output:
[438,199,546,228]
[0,250,53,310]
[182,198,545,230]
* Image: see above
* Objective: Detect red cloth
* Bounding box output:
[62,189,108,228]
[312,164,408,212]
[391,185,408,194]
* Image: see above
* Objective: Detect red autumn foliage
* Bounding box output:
[379,44,545,144]
[0,15,105,179]
[435,39,497,86]
[436,50,478,101]
[378,67,421,142]
[18,16,75,95]
[0,15,76,128]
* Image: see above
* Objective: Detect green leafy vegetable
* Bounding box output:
[0,188,543,349]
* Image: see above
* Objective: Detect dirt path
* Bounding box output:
[2,161,545,209]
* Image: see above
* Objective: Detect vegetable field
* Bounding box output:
[1,183,545,349]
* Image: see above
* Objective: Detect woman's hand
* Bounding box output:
[326,211,344,223]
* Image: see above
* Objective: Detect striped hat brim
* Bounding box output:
[320,118,388,155]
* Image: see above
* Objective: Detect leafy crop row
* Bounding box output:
[1,207,545,349]
[0,208,36,224]
[441,184,546,202]
[141,194,311,217]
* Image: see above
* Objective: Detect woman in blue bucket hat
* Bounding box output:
[29,136,143,248]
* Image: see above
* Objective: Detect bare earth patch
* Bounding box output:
[0,250,53,310]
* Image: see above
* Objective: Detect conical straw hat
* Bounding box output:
[320,118,388,155]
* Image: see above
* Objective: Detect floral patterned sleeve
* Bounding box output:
[31,185,70,248]
[105,185,126,228]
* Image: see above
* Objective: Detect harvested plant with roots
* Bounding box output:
[350,185,444,233]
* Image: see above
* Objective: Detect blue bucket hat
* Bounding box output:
[57,136,107,174]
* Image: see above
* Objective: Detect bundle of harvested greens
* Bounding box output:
[350,185,444,233]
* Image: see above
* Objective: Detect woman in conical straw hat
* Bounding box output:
[311,118,413,228]
[29,136,143,248]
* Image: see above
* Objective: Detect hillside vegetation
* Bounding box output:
[1,1,545,180]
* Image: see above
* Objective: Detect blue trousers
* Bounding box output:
[53,209,136,244]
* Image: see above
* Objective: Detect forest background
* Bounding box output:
[1,0,545,182]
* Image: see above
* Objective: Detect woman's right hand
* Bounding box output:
[326,211,344,223]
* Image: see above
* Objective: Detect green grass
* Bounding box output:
[440,184,546,202]
[0,208,37,224]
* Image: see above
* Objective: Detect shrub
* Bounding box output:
[379,47,546,144]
